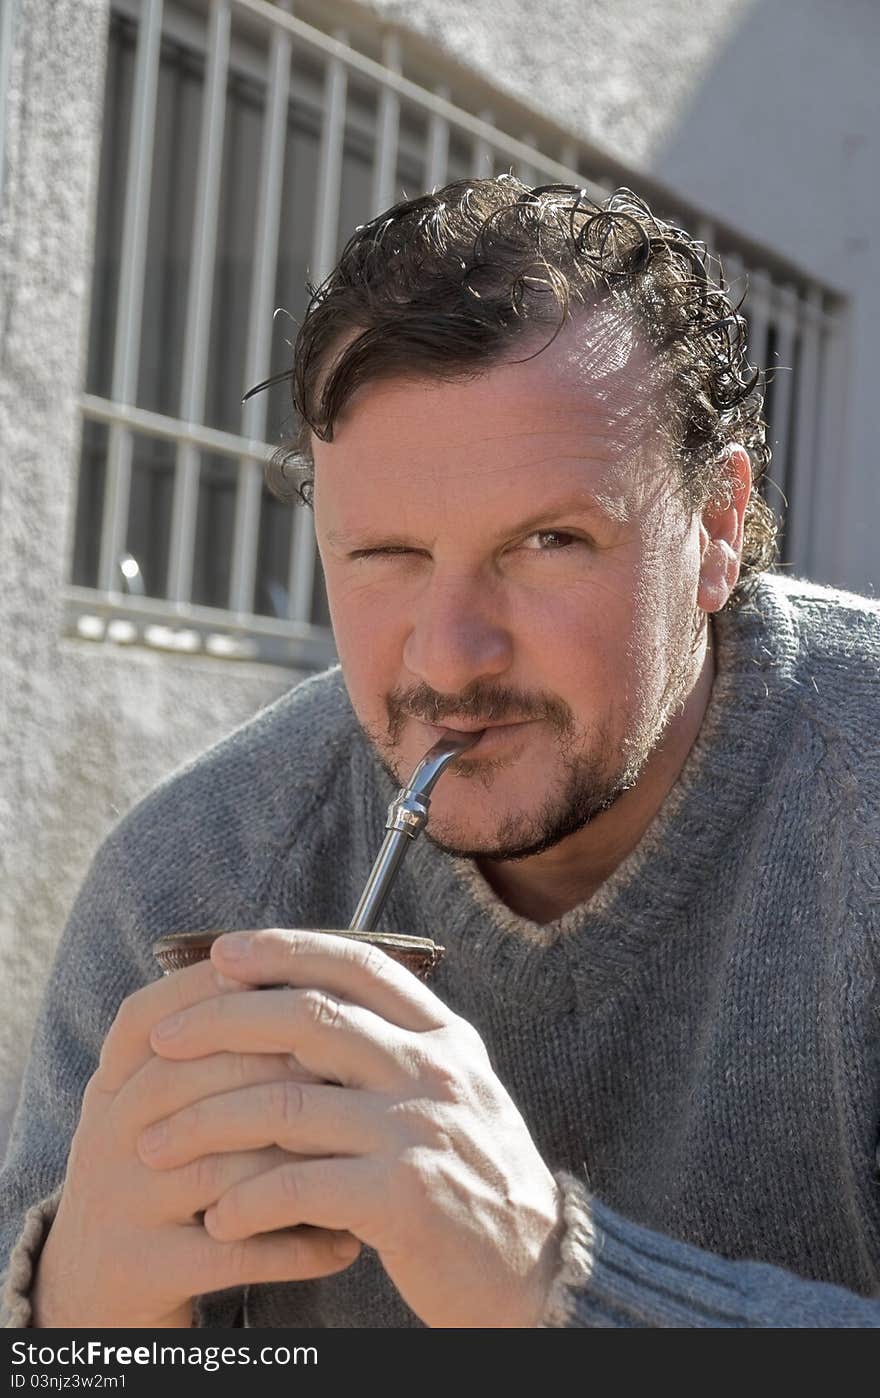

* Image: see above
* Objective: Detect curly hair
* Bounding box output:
[248,175,778,599]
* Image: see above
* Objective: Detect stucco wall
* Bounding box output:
[0,0,307,1152]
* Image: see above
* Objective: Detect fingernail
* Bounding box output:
[153,1012,183,1040]
[217,933,251,961]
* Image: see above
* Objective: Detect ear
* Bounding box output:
[697,446,752,613]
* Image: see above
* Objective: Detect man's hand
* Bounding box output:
[139,928,562,1329]
[33,960,361,1328]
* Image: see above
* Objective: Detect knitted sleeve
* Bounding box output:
[540,1174,880,1328]
[0,829,243,1329]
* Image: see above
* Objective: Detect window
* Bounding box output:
[68,0,843,666]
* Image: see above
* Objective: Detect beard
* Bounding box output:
[356,665,693,861]
[357,605,704,864]
[426,714,644,861]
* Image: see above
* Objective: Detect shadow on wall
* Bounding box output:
[650,0,876,285]
[648,0,879,594]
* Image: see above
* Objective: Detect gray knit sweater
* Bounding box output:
[2,573,879,1327]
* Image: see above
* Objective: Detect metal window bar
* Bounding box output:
[517,134,538,189]
[71,0,843,667]
[229,0,293,618]
[471,108,495,177]
[781,286,824,570]
[283,25,348,628]
[808,302,850,578]
[166,0,231,606]
[763,281,798,554]
[425,86,450,190]
[97,0,164,595]
[371,32,400,215]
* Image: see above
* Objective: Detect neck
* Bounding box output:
[476,621,717,924]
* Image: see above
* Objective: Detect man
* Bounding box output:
[2,177,878,1327]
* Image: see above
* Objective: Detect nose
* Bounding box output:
[401,571,513,695]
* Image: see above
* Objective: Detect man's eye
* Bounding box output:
[521,530,585,551]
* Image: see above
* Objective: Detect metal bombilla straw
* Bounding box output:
[349,730,484,932]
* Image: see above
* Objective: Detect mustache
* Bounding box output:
[385,681,575,742]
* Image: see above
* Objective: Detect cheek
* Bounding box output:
[504,590,643,734]
[325,575,403,688]
[623,568,699,706]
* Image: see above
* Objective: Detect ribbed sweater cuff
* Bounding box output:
[2,1187,64,1327]
[541,1178,866,1328]
[539,1171,597,1326]
[543,1173,754,1328]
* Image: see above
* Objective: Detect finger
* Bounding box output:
[137,1080,386,1169]
[172,1220,362,1296]
[149,986,427,1090]
[163,1145,303,1218]
[210,928,450,1032]
[111,1049,309,1135]
[204,1157,381,1244]
[95,957,256,1095]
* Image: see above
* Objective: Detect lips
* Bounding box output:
[422,720,531,751]
[427,719,529,732]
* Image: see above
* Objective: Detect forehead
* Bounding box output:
[312,305,675,524]
[321,303,664,449]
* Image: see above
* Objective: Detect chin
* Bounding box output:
[364,709,642,856]
[423,795,603,864]
[423,749,638,863]
[425,818,592,864]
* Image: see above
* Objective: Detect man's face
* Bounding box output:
[313,312,706,862]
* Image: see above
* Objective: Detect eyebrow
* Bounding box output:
[325,495,617,552]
